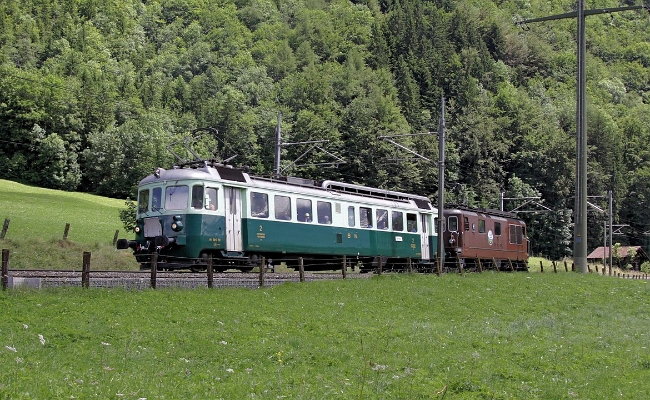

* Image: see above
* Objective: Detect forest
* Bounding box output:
[1,0,649,259]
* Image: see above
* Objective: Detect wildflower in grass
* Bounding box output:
[15,357,23,363]
[226,368,234,373]
[38,334,45,346]
[5,345,17,352]
[219,341,228,345]
[101,342,111,346]
[276,351,283,363]
[22,324,28,329]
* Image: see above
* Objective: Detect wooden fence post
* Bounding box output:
[342,256,347,279]
[1,219,9,240]
[259,257,265,287]
[407,257,413,273]
[113,230,119,246]
[508,259,514,272]
[207,256,213,289]
[436,256,442,276]
[477,258,483,273]
[150,253,158,289]
[63,223,70,240]
[493,258,499,272]
[564,261,568,272]
[2,249,8,291]
[377,257,383,276]
[553,261,557,273]
[298,258,305,282]
[457,257,464,275]
[82,252,91,289]
[539,260,544,273]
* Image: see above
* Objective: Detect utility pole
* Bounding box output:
[516,3,648,273]
[274,112,281,177]
[438,97,446,268]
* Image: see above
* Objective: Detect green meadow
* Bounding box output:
[2,273,650,399]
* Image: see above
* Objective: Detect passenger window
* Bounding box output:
[317,201,332,224]
[448,216,458,232]
[205,187,217,210]
[138,189,149,213]
[152,187,162,211]
[479,219,486,233]
[250,192,269,218]
[348,206,355,227]
[297,198,312,222]
[165,185,189,210]
[392,211,404,231]
[407,214,417,232]
[494,222,501,236]
[275,195,292,220]
[192,185,204,209]
[376,209,388,229]
[360,207,373,228]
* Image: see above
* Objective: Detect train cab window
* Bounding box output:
[317,201,332,224]
[494,222,501,236]
[478,219,486,233]
[392,211,404,231]
[407,213,417,232]
[138,189,150,213]
[297,198,312,222]
[376,209,388,229]
[433,217,438,233]
[448,216,458,232]
[205,187,217,211]
[464,217,470,231]
[348,206,355,227]
[510,224,524,244]
[250,192,269,218]
[360,207,373,228]
[274,195,292,220]
[192,185,204,209]
[165,185,189,210]
[152,187,162,211]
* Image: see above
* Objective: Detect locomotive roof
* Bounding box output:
[444,204,525,223]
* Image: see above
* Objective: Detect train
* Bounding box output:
[116,160,439,272]
[116,161,530,272]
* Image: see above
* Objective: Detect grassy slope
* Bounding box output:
[0,180,139,269]
[1,273,649,398]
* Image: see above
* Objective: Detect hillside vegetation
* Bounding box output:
[1,0,650,259]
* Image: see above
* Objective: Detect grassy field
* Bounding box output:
[0,179,139,270]
[1,273,649,399]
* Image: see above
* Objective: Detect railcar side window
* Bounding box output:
[407,213,417,232]
[360,207,373,228]
[251,192,269,218]
[392,211,404,231]
[317,201,332,224]
[433,217,438,233]
[138,190,149,213]
[152,187,162,211]
[275,195,291,220]
[494,222,501,236]
[448,216,458,232]
[192,185,204,209]
[297,198,312,222]
[478,219,486,233]
[165,185,189,210]
[464,217,470,231]
[509,224,524,244]
[376,209,388,229]
[348,206,355,227]
[205,187,217,210]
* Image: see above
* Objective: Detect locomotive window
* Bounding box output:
[360,207,373,228]
[317,201,332,224]
[494,222,501,236]
[407,213,417,232]
[274,195,291,220]
[464,217,469,231]
[376,209,388,229]
[348,206,355,227]
[297,198,312,222]
[152,187,162,211]
[448,216,458,232]
[509,224,524,244]
[478,219,486,233]
[250,192,269,218]
[392,211,404,231]
[205,187,217,211]
[165,185,189,210]
[192,185,204,209]
[138,190,149,213]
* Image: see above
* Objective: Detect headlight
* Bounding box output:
[171,216,183,232]
[134,225,141,234]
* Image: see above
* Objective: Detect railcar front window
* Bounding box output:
[317,201,332,224]
[165,185,189,210]
[448,216,458,232]
[360,207,373,228]
[297,198,312,222]
[407,214,417,232]
[251,192,269,218]
[205,187,217,210]
[275,195,291,220]
[192,185,204,209]
[152,187,162,211]
[478,219,486,233]
[138,190,149,213]
[392,211,404,231]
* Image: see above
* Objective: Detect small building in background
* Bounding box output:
[587,246,649,270]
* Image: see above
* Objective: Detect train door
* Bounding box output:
[224,186,243,252]
[420,214,431,259]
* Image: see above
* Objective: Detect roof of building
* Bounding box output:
[587,246,649,260]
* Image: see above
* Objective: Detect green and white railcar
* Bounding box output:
[117,162,438,272]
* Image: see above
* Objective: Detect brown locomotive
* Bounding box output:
[440,206,529,271]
